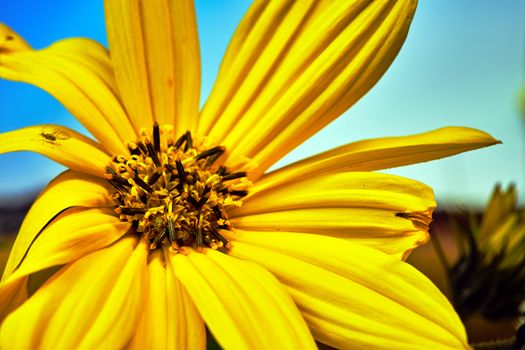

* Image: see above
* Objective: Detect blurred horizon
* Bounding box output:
[1,1,524,210]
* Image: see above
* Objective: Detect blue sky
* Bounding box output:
[0,1,524,208]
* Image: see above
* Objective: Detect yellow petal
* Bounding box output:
[170,249,316,350]
[0,124,110,177]
[199,1,417,170]
[0,207,128,323]
[198,0,315,137]
[233,172,435,259]
[0,236,147,350]
[227,233,469,349]
[0,23,134,154]
[231,209,430,261]
[105,0,200,135]
[8,207,129,281]
[256,126,500,188]
[129,249,205,350]
[242,172,434,214]
[2,171,114,281]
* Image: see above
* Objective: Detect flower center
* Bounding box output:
[105,122,250,253]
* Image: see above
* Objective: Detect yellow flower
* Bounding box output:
[0,1,499,349]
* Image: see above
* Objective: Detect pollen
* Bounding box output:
[105,122,250,253]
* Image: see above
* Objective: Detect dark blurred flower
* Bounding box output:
[440,184,525,321]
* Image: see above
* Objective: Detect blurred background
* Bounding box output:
[1,0,524,345]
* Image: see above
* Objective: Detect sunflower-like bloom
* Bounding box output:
[445,184,525,321]
[0,1,499,349]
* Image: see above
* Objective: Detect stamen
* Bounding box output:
[148,171,162,186]
[197,194,209,208]
[107,174,131,188]
[109,180,127,192]
[153,122,161,153]
[184,132,193,152]
[175,160,186,184]
[145,141,161,168]
[138,189,148,204]
[222,171,247,181]
[105,124,251,252]
[212,205,223,219]
[195,146,225,161]
[165,163,176,174]
[174,131,190,149]
[187,194,199,209]
[230,190,249,198]
[137,141,148,155]
[116,207,147,215]
[201,184,212,197]
[133,175,154,193]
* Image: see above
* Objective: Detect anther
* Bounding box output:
[195,146,225,161]
[137,141,148,155]
[153,122,161,153]
[217,166,228,176]
[209,148,226,167]
[146,141,161,168]
[165,163,176,174]
[218,186,232,195]
[184,132,193,152]
[202,184,212,197]
[212,205,224,219]
[109,180,127,192]
[230,190,249,198]
[116,207,147,215]
[148,171,162,186]
[108,174,131,188]
[175,160,186,184]
[222,171,247,181]
[187,194,199,209]
[138,189,148,204]
[174,131,188,149]
[197,194,209,208]
[134,175,154,193]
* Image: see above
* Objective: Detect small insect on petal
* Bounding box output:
[37,127,72,146]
